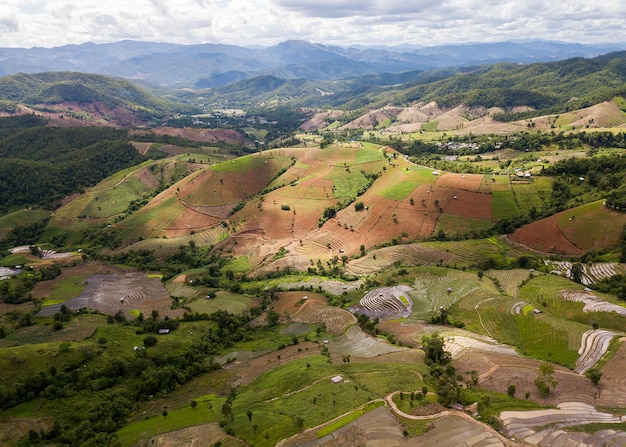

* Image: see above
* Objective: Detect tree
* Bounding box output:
[586,369,603,386]
[421,334,450,366]
[535,363,558,398]
[266,309,280,327]
[143,335,157,347]
[507,384,517,398]
[191,400,198,409]
[354,201,365,211]
[246,410,253,422]
[571,263,584,284]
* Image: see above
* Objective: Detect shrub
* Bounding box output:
[143,335,157,347]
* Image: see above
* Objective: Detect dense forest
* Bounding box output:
[0,121,145,213]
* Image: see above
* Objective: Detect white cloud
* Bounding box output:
[0,0,624,48]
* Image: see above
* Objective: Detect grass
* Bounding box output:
[378,180,419,200]
[421,121,439,132]
[40,272,92,305]
[564,421,626,434]
[117,394,225,447]
[0,209,51,231]
[328,167,370,199]
[512,177,553,214]
[491,190,521,219]
[211,155,252,173]
[558,200,626,251]
[187,291,253,315]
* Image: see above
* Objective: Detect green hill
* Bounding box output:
[0,72,193,119]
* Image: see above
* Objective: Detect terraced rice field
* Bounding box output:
[561,290,626,316]
[326,326,407,358]
[411,270,483,316]
[443,334,518,359]
[487,269,533,298]
[501,402,626,447]
[546,261,624,285]
[410,414,505,447]
[576,329,618,374]
[36,272,180,319]
[349,285,414,320]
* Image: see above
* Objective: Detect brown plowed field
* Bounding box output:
[508,212,584,255]
[435,173,484,192]
[439,189,492,219]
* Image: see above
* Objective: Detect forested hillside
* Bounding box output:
[0,72,193,119]
[0,119,145,213]
[199,52,626,115]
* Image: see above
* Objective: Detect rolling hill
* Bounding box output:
[0,72,194,125]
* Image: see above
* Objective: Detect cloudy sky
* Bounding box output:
[1,0,625,49]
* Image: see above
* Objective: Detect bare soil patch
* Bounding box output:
[136,422,249,447]
[509,211,583,255]
[272,291,356,335]
[454,350,597,406]
[151,127,251,146]
[36,271,182,319]
[0,418,49,445]
[223,342,320,387]
[596,338,626,408]
[435,173,484,192]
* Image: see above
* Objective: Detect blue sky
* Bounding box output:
[1,0,625,48]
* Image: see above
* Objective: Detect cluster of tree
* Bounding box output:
[421,334,460,407]
[0,123,146,213]
[0,301,277,446]
[544,151,626,210]
[0,218,50,251]
[0,263,61,304]
[594,274,626,301]
[96,242,212,281]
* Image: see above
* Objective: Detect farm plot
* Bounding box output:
[273,291,356,335]
[561,290,626,316]
[411,271,482,317]
[441,189,492,219]
[37,272,180,319]
[443,334,519,359]
[346,243,461,275]
[511,177,553,214]
[349,285,414,320]
[546,261,624,285]
[501,402,626,447]
[434,172,484,192]
[327,325,407,358]
[509,211,583,255]
[491,190,520,219]
[487,269,533,298]
[409,414,505,447]
[557,200,626,252]
[575,329,617,374]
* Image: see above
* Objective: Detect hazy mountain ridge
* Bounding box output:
[1,39,623,88]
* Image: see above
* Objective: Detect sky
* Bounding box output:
[1,0,625,49]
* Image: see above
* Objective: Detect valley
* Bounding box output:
[0,48,626,447]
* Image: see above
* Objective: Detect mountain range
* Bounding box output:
[1,39,624,89]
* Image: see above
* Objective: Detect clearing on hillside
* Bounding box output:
[37,272,182,319]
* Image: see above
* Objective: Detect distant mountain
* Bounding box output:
[0,39,623,88]
[202,51,626,115]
